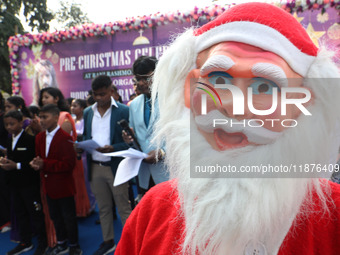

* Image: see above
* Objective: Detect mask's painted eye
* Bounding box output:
[208,72,233,86]
[250,78,280,95]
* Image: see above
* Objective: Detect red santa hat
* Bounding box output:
[194,2,318,77]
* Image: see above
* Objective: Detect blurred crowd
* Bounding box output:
[0,56,169,255]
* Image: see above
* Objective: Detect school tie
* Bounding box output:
[144,97,152,127]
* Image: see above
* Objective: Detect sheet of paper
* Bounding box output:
[113,158,144,186]
[102,148,149,186]
[76,140,100,153]
[102,148,148,158]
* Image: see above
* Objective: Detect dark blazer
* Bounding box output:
[35,128,76,199]
[5,130,39,188]
[83,102,129,181]
[0,113,8,150]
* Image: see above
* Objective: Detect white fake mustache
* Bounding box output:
[194,109,282,145]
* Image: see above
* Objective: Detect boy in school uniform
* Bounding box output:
[1,110,47,255]
[30,104,82,255]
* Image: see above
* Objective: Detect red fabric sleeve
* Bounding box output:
[279,181,340,255]
[116,180,184,255]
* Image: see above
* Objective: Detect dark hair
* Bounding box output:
[28,105,40,116]
[111,84,118,92]
[111,84,123,103]
[92,75,112,91]
[86,95,95,106]
[40,104,60,116]
[39,87,69,112]
[132,56,158,76]
[6,96,31,118]
[129,93,137,100]
[73,99,87,109]
[66,97,74,106]
[4,110,23,121]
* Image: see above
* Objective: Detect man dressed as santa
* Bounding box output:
[116,2,340,255]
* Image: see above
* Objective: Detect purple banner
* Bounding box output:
[18,22,190,105]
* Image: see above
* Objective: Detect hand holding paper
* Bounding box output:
[75,140,100,153]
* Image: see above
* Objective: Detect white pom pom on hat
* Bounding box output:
[194,2,318,77]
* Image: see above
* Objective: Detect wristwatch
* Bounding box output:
[159,149,165,160]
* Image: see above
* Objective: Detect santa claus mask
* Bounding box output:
[187,41,311,151]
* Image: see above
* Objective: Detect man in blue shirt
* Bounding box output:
[124,56,169,201]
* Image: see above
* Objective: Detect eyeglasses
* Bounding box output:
[133,71,154,83]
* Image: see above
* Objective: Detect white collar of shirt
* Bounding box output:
[12,129,24,150]
[91,97,118,113]
[46,125,60,157]
[46,125,60,138]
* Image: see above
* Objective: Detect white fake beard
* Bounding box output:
[163,103,336,255]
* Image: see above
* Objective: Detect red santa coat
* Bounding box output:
[116,180,340,255]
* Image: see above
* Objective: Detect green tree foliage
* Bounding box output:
[55,1,92,29]
[0,0,53,94]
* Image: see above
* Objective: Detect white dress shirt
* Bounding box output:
[12,129,24,170]
[91,97,118,162]
[46,125,60,157]
[12,129,24,150]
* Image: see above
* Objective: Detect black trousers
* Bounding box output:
[46,195,78,245]
[12,185,46,244]
[0,169,10,227]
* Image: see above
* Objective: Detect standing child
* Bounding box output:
[34,88,90,248]
[30,104,82,255]
[4,96,34,243]
[39,87,90,218]
[0,110,47,255]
